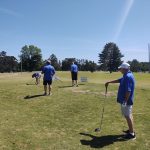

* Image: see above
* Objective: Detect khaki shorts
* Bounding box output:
[121,105,133,118]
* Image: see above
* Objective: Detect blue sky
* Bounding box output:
[0,0,150,63]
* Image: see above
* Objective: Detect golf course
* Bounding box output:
[0,71,149,150]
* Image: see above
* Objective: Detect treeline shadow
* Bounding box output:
[26,83,36,85]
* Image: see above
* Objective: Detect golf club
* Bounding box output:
[26,78,36,85]
[94,85,108,132]
[53,76,63,82]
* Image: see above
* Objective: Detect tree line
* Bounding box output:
[0,42,149,73]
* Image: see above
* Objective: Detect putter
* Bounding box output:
[95,85,108,132]
[26,78,35,85]
[53,76,63,82]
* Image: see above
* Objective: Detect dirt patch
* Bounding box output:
[100,91,116,96]
[63,86,116,97]
[72,89,90,94]
[72,89,116,97]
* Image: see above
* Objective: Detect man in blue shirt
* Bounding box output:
[32,72,41,85]
[71,62,78,87]
[41,60,55,95]
[105,62,136,140]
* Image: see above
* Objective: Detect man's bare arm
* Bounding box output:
[105,79,119,88]
[125,91,131,102]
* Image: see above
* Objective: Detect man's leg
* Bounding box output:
[38,78,40,84]
[44,85,47,95]
[37,77,40,85]
[48,85,52,95]
[71,72,75,86]
[75,72,78,86]
[48,80,52,95]
[75,80,78,86]
[36,78,38,84]
[43,81,47,95]
[121,105,135,133]
[72,80,74,86]
[122,105,136,139]
[125,114,134,133]
[124,114,136,139]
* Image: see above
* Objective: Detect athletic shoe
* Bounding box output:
[124,132,136,140]
[43,93,47,96]
[123,130,130,134]
[48,93,52,96]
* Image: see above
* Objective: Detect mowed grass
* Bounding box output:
[0,71,149,150]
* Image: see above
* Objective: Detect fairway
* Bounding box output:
[0,72,149,150]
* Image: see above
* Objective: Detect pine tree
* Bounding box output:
[99,42,124,73]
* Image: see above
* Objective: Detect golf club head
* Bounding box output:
[24,95,30,99]
[95,128,101,132]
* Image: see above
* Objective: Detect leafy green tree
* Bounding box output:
[128,59,140,72]
[62,58,76,71]
[140,62,150,72]
[0,51,18,72]
[99,42,123,73]
[62,58,97,72]
[0,51,7,57]
[88,61,97,72]
[19,45,42,71]
[49,54,61,70]
[80,60,97,72]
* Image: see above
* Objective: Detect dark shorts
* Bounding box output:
[43,80,52,85]
[71,72,78,80]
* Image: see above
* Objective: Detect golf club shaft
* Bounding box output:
[98,86,107,130]
[99,107,104,129]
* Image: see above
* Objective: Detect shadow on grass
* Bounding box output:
[58,85,73,88]
[24,94,45,99]
[80,133,126,149]
[26,83,36,85]
[58,84,85,88]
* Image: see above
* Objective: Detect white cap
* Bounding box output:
[46,59,51,63]
[118,62,130,69]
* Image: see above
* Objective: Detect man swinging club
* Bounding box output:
[105,62,136,140]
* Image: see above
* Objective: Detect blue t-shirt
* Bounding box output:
[42,65,55,81]
[117,71,135,105]
[71,64,78,72]
[32,73,41,78]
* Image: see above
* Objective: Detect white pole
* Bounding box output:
[21,57,22,74]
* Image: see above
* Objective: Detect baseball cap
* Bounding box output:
[46,59,51,63]
[118,62,130,69]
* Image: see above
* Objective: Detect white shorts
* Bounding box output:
[121,105,133,118]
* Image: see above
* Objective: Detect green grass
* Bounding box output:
[0,71,149,150]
